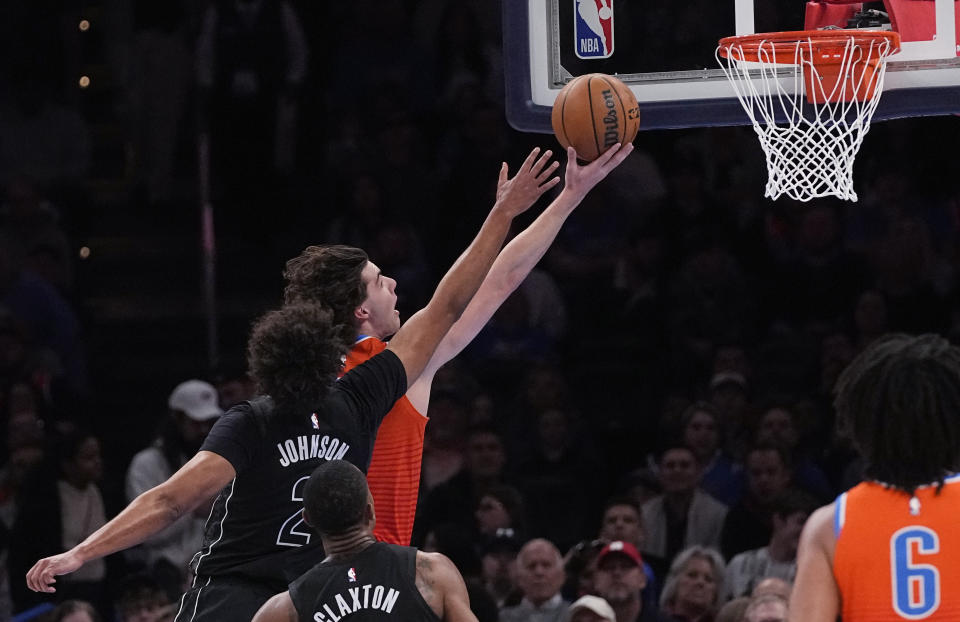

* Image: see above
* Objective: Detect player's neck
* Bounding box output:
[322,529,377,559]
[356,320,388,342]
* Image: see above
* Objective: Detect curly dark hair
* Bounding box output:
[282,245,369,329]
[246,304,354,416]
[834,333,960,493]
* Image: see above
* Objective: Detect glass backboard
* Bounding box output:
[504,0,960,132]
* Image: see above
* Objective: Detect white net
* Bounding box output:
[716,33,897,202]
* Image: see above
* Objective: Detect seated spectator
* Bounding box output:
[125,380,221,600]
[598,496,661,607]
[518,406,604,552]
[715,597,750,622]
[113,572,176,622]
[593,541,658,622]
[10,426,107,612]
[708,372,751,461]
[417,425,509,543]
[658,546,726,622]
[565,594,617,622]
[725,490,816,598]
[211,363,256,410]
[742,593,788,622]
[0,233,87,396]
[641,447,728,567]
[476,528,521,609]
[754,404,831,501]
[750,577,791,602]
[420,390,470,492]
[475,484,526,543]
[563,539,605,601]
[500,538,569,622]
[679,402,743,506]
[721,443,794,560]
[49,599,102,622]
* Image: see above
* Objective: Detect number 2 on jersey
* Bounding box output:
[276,475,312,547]
[891,526,940,619]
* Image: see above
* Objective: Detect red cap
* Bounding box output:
[596,540,643,567]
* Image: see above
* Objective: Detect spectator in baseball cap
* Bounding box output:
[566,594,616,622]
[593,541,658,622]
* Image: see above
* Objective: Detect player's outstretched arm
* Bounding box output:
[406,143,633,412]
[252,591,298,622]
[788,504,841,622]
[26,451,235,593]
[387,147,559,386]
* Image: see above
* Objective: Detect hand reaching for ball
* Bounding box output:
[563,142,634,203]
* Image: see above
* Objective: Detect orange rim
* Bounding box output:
[718,30,901,63]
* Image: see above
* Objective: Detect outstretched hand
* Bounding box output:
[563,143,634,202]
[26,550,84,593]
[493,147,562,218]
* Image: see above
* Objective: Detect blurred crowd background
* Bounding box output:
[1,1,959,621]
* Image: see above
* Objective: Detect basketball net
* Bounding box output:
[717,31,900,202]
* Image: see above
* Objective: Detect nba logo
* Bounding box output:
[574,0,614,59]
[347,567,357,582]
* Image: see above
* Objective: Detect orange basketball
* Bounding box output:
[551,73,640,162]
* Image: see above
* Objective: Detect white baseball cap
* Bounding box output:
[168,380,223,422]
[567,595,616,622]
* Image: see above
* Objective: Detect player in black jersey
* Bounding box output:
[25,152,561,620]
[253,460,476,622]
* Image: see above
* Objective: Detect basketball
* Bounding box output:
[551,73,640,162]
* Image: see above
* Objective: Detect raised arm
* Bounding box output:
[788,503,841,622]
[406,144,634,412]
[26,450,235,593]
[387,147,559,386]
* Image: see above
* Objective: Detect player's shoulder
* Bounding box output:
[802,502,838,551]
[415,550,459,578]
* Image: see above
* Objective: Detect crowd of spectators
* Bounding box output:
[2,1,960,621]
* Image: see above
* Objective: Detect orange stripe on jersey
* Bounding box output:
[833,476,960,620]
[343,337,427,545]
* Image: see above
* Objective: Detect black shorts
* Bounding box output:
[174,575,279,622]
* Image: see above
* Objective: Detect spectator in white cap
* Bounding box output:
[593,540,659,622]
[566,594,616,622]
[123,380,223,599]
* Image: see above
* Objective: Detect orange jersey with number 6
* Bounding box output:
[833,475,960,620]
[342,336,426,545]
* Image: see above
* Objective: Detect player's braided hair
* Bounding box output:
[247,303,354,417]
[834,333,960,493]
[283,245,368,329]
[303,460,368,535]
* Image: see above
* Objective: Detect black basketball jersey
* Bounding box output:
[289,542,441,622]
[190,350,406,589]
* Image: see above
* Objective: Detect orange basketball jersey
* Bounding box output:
[342,336,426,546]
[833,475,960,620]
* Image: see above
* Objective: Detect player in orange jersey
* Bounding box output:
[790,333,960,621]
[283,143,633,545]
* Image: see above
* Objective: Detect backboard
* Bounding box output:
[504,0,960,132]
